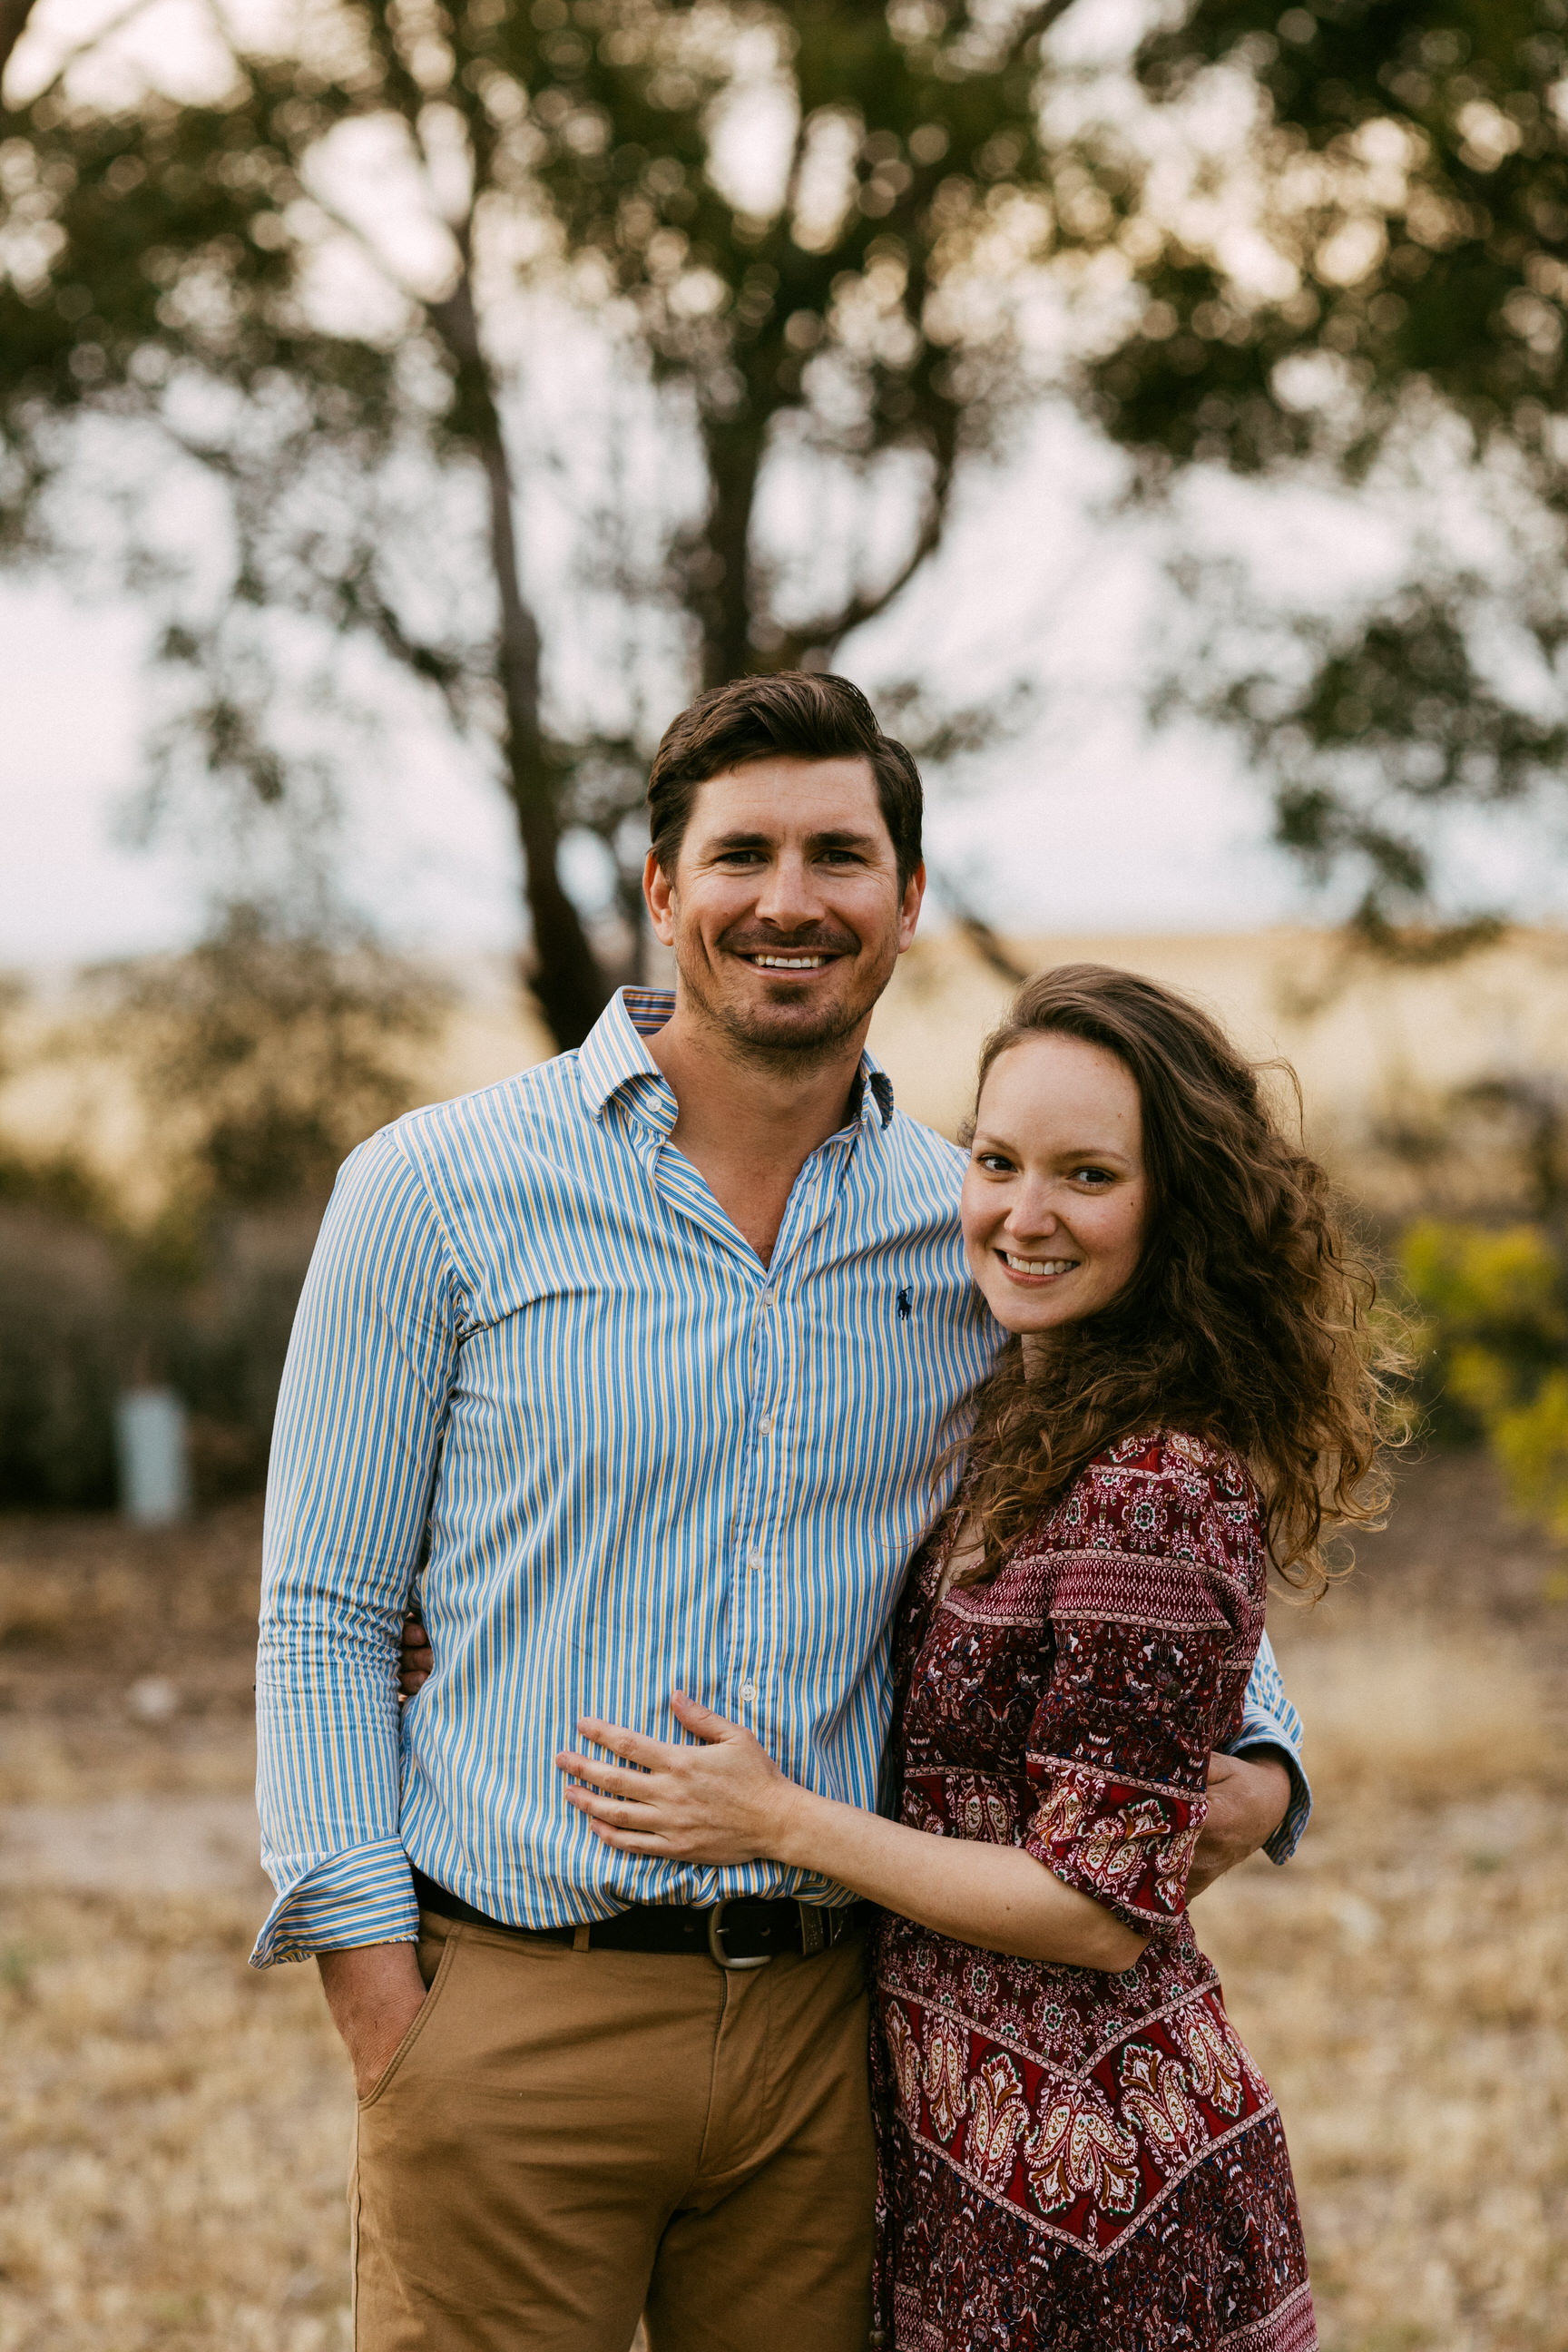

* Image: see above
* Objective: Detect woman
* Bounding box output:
[554,965,1398,2352]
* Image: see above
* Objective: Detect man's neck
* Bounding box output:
[645,996,871,1265]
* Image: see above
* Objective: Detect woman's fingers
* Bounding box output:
[575,1716,666,1768]
[562,1786,670,1849]
[563,1784,658,1827]
[554,1749,657,1798]
[583,1818,667,1853]
[671,1690,745,1742]
[398,1613,434,1697]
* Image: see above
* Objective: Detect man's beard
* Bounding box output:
[673,923,896,1073]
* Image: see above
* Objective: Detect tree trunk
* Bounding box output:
[696,416,767,687]
[430,270,610,1050]
[477,426,611,1048]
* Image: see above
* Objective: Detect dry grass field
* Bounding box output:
[0,1461,1564,2352]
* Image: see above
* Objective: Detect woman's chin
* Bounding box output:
[986,1294,1080,1337]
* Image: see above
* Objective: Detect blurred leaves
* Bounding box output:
[1064,0,1568,928]
[1401,1215,1568,1551]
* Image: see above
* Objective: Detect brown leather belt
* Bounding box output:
[410,1867,864,1969]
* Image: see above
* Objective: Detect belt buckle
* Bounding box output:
[706,1896,772,1971]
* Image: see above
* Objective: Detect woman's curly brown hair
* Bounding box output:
[955,965,1406,1597]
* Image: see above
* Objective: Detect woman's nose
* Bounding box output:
[1006,1186,1060,1239]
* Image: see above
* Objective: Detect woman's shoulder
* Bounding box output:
[1088,1426,1259,1505]
[1035,1427,1266,1590]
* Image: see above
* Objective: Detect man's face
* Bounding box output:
[644,756,924,1064]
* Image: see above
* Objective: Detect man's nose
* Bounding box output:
[751,850,827,929]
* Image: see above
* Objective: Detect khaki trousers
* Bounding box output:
[350,1907,877,2352]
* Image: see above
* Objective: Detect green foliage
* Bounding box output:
[1490,1367,1568,1545]
[1063,0,1568,930]
[1400,1216,1568,1545]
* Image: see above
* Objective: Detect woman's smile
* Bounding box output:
[996,1249,1082,1282]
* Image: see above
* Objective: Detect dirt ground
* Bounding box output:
[0,1455,1564,2352]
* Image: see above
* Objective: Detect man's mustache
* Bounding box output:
[720,929,858,957]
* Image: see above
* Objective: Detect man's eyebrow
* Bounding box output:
[700,827,883,854]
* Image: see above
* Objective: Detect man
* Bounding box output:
[255,671,1306,2352]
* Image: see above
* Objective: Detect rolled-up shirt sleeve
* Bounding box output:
[1224,1629,1312,1866]
[251,1129,460,1967]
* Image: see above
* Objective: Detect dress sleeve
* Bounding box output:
[1020,1438,1267,1937]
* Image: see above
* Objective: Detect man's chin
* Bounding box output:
[724,1001,864,1057]
[704,982,871,1061]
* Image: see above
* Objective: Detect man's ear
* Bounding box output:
[897,861,926,953]
[644,848,677,946]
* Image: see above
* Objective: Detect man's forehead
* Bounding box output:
[685,753,886,841]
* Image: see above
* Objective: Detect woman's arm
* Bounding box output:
[557,1693,1148,1972]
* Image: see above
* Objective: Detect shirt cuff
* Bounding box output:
[1227,1718,1312,1866]
[250,1835,420,1968]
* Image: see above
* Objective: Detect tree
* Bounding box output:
[1056,0,1568,936]
[1,0,1072,1045]
[82,896,447,1212]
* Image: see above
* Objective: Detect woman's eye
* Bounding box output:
[975,1152,1014,1172]
[1072,1166,1113,1186]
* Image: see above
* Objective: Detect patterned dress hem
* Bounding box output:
[889,2095,1282,2265]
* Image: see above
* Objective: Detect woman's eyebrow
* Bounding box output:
[972,1132,1136,1165]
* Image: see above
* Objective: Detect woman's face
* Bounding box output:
[961,1033,1150,1338]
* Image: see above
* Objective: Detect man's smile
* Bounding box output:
[738,951,839,971]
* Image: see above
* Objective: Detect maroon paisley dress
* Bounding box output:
[871,1429,1317,2352]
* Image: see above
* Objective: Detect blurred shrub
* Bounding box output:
[0,906,445,1510]
[84,900,445,1213]
[163,1210,324,1500]
[1400,1219,1568,1547]
[0,1204,125,1507]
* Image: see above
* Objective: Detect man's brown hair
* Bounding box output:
[646,672,923,886]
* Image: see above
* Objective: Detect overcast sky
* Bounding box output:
[0,413,1331,973]
[9,407,1567,975]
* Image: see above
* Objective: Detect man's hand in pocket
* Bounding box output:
[317,1944,429,2098]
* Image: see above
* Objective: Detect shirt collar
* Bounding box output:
[575,987,896,1133]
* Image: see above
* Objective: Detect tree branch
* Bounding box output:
[0,0,40,83]
[1014,0,1083,48]
[780,434,958,665]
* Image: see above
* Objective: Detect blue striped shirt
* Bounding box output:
[253,988,1308,1966]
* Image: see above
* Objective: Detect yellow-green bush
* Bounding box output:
[1400,1219,1568,1549]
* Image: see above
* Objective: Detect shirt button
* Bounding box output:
[740,1681,758,1701]
[747,1548,764,1573]
[757,1415,774,1436]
